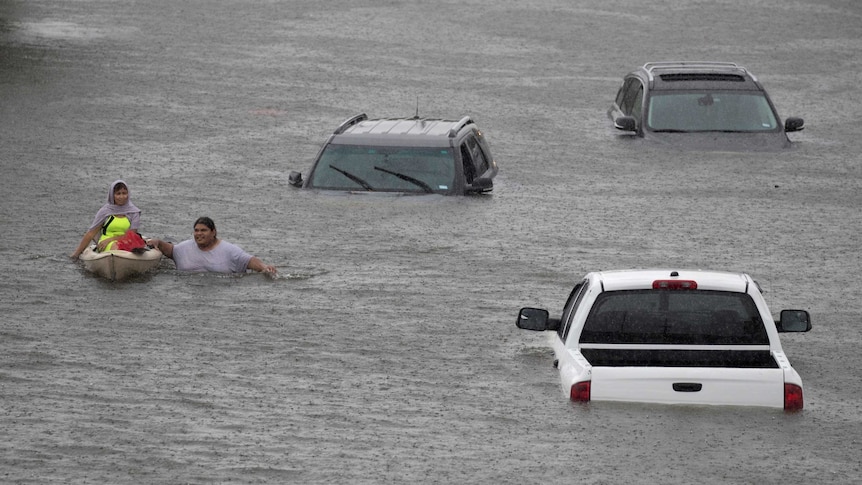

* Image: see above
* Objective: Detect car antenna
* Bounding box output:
[413,96,420,119]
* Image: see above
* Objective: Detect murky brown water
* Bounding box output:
[2,0,861,483]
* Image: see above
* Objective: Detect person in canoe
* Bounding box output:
[147,216,276,275]
[71,179,143,259]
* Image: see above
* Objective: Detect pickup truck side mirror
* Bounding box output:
[614,116,637,132]
[776,309,811,332]
[517,308,561,331]
[784,117,804,133]
[288,171,304,187]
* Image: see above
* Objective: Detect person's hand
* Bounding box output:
[248,257,276,275]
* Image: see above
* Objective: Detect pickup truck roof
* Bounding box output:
[593,269,751,293]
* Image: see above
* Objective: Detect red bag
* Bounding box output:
[114,231,147,251]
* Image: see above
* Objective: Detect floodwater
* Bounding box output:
[2,0,861,483]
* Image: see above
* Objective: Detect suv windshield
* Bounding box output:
[308,144,455,193]
[647,92,778,132]
[580,290,769,345]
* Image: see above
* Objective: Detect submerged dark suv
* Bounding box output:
[288,114,498,195]
[608,62,804,150]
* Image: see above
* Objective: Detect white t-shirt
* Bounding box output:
[172,239,253,273]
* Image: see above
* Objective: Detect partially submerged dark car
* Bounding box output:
[608,62,804,150]
[288,114,498,195]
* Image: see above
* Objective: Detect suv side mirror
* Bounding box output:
[466,177,493,194]
[785,117,804,133]
[288,171,304,187]
[517,308,561,331]
[614,116,637,132]
[776,309,811,332]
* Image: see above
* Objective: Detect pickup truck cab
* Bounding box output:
[517,269,811,410]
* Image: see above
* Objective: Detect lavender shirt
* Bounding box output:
[172,239,253,273]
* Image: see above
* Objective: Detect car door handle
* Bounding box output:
[673,382,703,392]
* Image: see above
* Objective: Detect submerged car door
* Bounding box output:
[610,78,645,134]
[551,280,592,391]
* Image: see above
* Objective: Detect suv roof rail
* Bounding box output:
[333,113,368,134]
[447,116,473,138]
[641,61,752,81]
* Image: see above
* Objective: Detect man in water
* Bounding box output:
[147,217,277,274]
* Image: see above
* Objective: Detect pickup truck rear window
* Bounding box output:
[580,349,778,368]
[580,290,769,345]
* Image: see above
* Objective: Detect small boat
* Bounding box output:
[80,246,163,281]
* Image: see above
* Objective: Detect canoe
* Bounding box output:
[80,246,163,281]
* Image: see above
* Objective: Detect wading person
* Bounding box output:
[71,180,143,259]
[147,217,276,274]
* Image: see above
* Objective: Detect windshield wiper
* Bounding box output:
[373,166,434,193]
[329,165,374,191]
[651,129,691,133]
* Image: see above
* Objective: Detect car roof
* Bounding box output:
[633,61,764,92]
[590,269,752,293]
[329,114,475,148]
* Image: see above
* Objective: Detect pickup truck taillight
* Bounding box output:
[570,381,591,402]
[784,384,804,411]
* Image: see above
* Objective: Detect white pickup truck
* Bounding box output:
[517,269,812,410]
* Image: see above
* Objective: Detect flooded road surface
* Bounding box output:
[2,0,861,483]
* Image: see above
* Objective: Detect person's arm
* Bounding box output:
[71,227,100,259]
[247,256,276,274]
[146,238,174,259]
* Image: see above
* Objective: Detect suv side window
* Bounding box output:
[460,133,491,184]
[466,135,489,176]
[620,78,644,116]
[459,143,477,183]
[559,280,589,340]
[614,83,627,109]
[630,85,644,123]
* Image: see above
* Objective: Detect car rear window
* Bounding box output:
[580,290,769,345]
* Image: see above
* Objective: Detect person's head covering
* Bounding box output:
[87,179,142,232]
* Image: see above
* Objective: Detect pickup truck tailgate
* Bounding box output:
[590,366,786,407]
